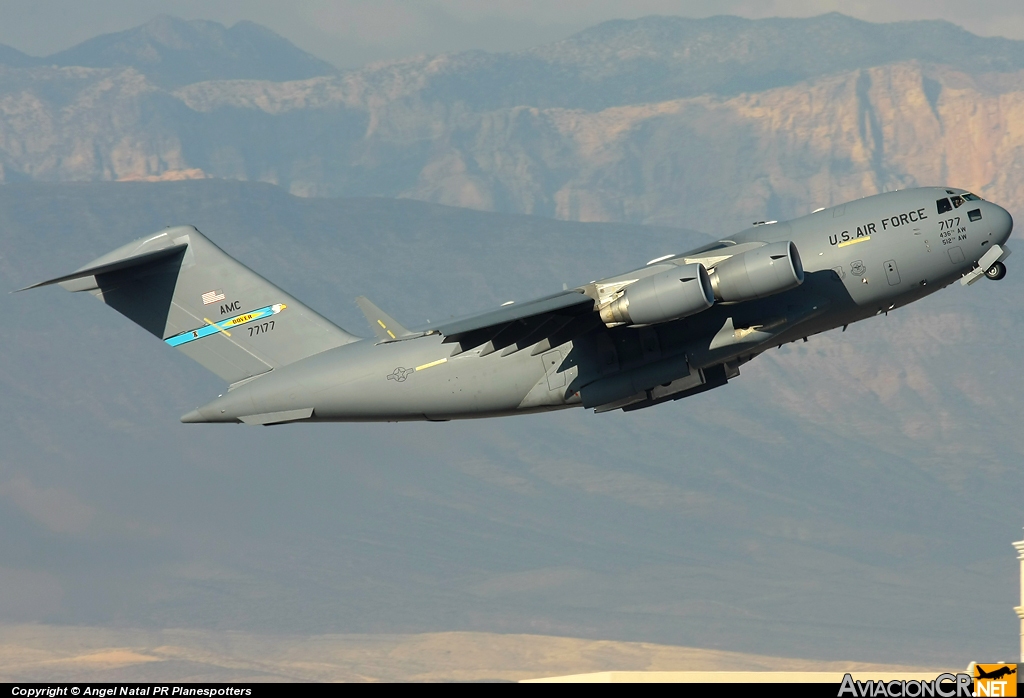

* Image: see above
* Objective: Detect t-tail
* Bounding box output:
[21,226,360,386]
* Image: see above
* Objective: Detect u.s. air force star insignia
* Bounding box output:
[387,367,414,382]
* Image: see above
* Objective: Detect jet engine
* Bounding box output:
[708,240,803,302]
[600,263,714,326]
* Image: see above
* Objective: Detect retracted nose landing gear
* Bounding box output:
[961,244,1011,286]
[985,261,1007,280]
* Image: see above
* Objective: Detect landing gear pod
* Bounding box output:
[709,240,804,302]
[600,263,714,326]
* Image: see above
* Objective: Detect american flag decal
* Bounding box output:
[201,289,225,305]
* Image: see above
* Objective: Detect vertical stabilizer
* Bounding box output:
[25,226,359,384]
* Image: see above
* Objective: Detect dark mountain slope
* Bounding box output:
[0,43,39,68]
[46,16,336,87]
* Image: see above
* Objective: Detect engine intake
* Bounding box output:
[708,241,803,302]
[600,263,714,327]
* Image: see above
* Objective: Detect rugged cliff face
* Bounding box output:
[4,15,1024,235]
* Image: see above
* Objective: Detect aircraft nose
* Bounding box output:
[988,202,1013,244]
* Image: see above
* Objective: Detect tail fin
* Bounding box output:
[24,226,360,384]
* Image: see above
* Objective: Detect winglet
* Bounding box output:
[355,296,411,341]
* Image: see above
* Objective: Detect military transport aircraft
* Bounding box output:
[23,187,1012,424]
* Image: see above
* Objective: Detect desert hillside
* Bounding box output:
[0,626,942,682]
[4,15,1024,234]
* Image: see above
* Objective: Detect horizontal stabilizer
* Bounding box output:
[17,243,187,292]
[355,296,413,341]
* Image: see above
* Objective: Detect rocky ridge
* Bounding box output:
[4,15,1024,234]
[0,16,336,87]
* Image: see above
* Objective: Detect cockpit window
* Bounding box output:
[951,194,965,208]
[937,198,953,214]
[963,192,982,201]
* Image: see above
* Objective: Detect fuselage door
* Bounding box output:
[884,259,901,286]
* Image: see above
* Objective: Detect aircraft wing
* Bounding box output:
[428,238,783,357]
[432,289,597,356]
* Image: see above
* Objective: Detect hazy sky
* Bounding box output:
[3,0,1024,69]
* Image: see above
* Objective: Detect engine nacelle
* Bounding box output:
[708,240,803,302]
[600,263,714,327]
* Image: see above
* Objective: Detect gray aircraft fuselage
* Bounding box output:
[174,187,1011,423]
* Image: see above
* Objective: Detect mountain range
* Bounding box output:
[3,14,1024,234]
[0,16,335,87]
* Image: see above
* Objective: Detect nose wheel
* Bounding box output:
[961,244,1010,286]
[985,261,1007,280]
